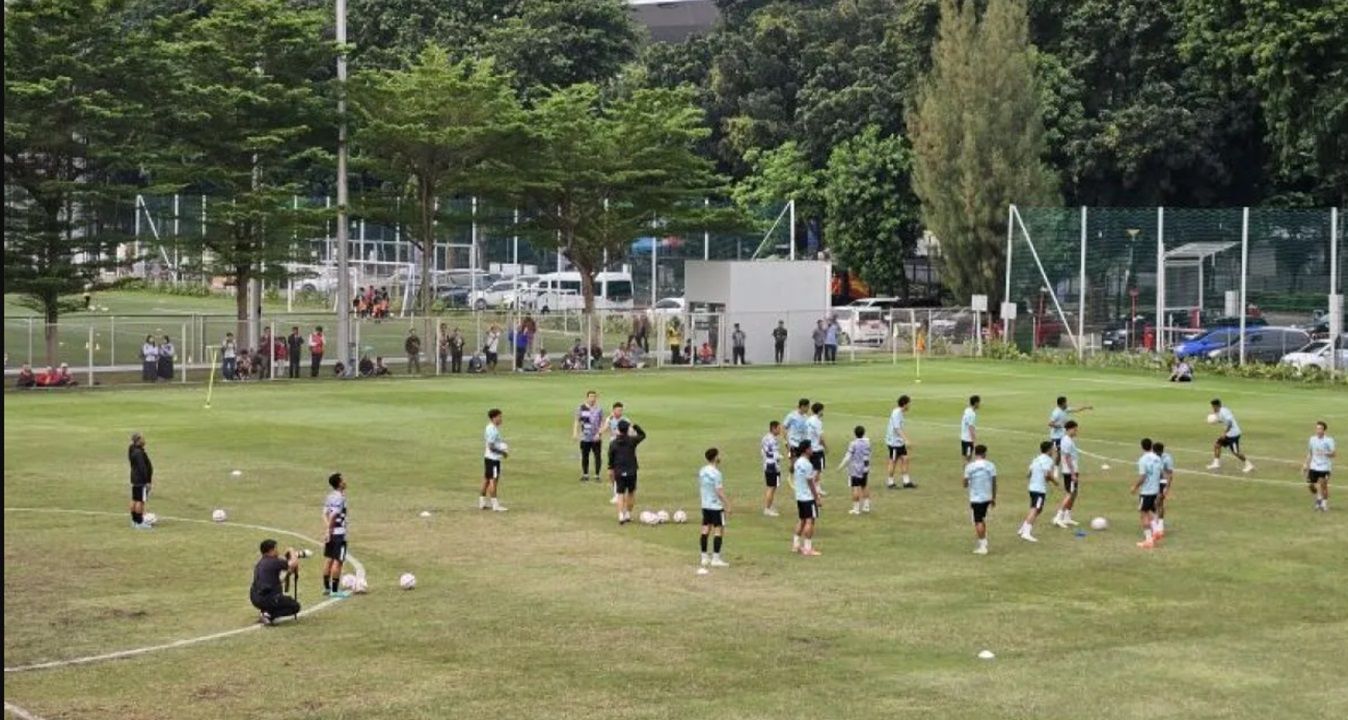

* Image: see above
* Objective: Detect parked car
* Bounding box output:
[470,279,533,310]
[833,306,889,346]
[1205,315,1268,330]
[648,297,686,317]
[1100,314,1152,351]
[1205,327,1310,363]
[1280,336,1348,372]
[1173,328,1243,359]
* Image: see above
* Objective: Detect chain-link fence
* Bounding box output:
[1006,206,1344,370]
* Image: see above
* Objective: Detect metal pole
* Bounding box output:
[87,325,95,387]
[110,316,116,366]
[1330,207,1340,377]
[788,200,796,260]
[1079,206,1087,360]
[1156,207,1165,352]
[181,322,188,383]
[1238,207,1249,366]
[472,196,481,351]
[703,197,710,261]
[335,0,353,377]
[1003,204,1015,338]
[27,317,33,364]
[650,232,658,308]
[512,208,520,266]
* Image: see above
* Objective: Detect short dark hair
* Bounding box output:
[1141,437,1153,451]
[898,395,910,407]
[1317,420,1328,431]
[1040,441,1052,453]
[798,398,810,409]
[316,326,323,332]
[613,401,624,409]
[1153,442,1166,454]
[260,539,277,554]
[488,408,502,420]
[797,441,812,455]
[1064,420,1078,430]
[974,444,988,457]
[854,425,865,438]
[586,390,597,397]
[705,447,719,462]
[618,419,631,434]
[812,402,824,413]
[970,395,981,406]
[1057,396,1067,406]
[769,420,781,431]
[1210,398,1222,408]
[328,473,343,490]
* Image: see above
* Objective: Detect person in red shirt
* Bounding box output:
[308,325,325,377]
[15,363,36,389]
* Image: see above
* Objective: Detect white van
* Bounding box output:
[528,271,634,313]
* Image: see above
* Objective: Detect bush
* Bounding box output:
[979,348,1347,385]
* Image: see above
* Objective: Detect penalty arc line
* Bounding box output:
[4,701,46,720]
[2,507,364,675]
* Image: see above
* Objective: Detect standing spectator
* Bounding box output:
[682,338,693,364]
[637,314,650,352]
[773,320,789,364]
[629,313,643,350]
[731,323,747,365]
[485,324,501,372]
[667,318,684,365]
[514,320,531,371]
[825,317,840,363]
[286,326,303,379]
[140,334,159,382]
[308,326,325,377]
[258,328,273,378]
[157,335,176,381]
[16,363,36,389]
[405,328,422,374]
[437,323,450,373]
[450,327,465,373]
[221,332,238,380]
[811,321,827,364]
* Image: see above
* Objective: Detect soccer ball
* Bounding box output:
[352,576,369,594]
[656,510,671,524]
[1206,412,1219,425]
[399,573,417,590]
[1090,517,1109,531]
[142,512,158,526]
[498,443,509,454]
[672,509,688,524]
[211,509,227,523]
[340,573,357,591]
[418,510,432,518]
[639,510,657,525]
[230,470,243,478]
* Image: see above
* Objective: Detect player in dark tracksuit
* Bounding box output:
[608,421,646,525]
[128,432,153,529]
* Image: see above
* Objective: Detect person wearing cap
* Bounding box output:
[128,432,154,529]
[55,363,77,387]
[251,539,301,625]
[607,418,647,525]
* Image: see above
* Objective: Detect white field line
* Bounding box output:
[4,701,46,720]
[2,508,363,674]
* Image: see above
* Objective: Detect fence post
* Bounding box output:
[87,325,95,386]
[1003,204,1015,338]
[1079,206,1087,361]
[181,322,188,383]
[1238,207,1249,366]
[110,316,117,366]
[1156,207,1166,353]
[270,320,277,380]
[1329,207,1340,378]
[28,317,34,364]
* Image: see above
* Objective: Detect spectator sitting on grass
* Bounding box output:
[358,354,375,377]
[333,361,346,377]
[1169,357,1193,383]
[698,341,715,365]
[35,366,58,387]
[16,363,36,389]
[561,352,581,371]
[612,344,634,370]
[374,356,390,376]
[55,363,77,387]
[682,339,693,364]
[534,348,552,372]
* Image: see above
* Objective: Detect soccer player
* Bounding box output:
[1052,421,1082,528]
[1131,438,1163,548]
[1019,441,1057,542]
[698,448,731,570]
[885,395,914,490]
[481,408,509,512]
[839,425,873,515]
[961,396,980,460]
[573,390,604,483]
[762,420,782,516]
[1304,421,1335,511]
[321,473,351,598]
[1207,398,1254,472]
[790,442,823,555]
[964,444,997,555]
[127,432,154,530]
[608,419,647,525]
[783,398,810,461]
[604,402,631,504]
[1154,441,1174,538]
[1048,396,1091,473]
[807,402,827,495]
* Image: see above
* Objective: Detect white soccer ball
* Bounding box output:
[352,576,368,594]
[211,509,227,523]
[1206,412,1219,425]
[399,573,417,590]
[142,512,158,526]
[978,650,996,660]
[656,510,671,524]
[672,509,688,524]
[498,443,509,454]
[639,510,657,525]
[1090,517,1109,531]
[340,573,357,591]
[418,510,432,518]
[230,470,243,478]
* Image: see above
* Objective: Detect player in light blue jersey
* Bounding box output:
[884,395,915,489]
[807,402,828,496]
[763,420,783,516]
[1048,396,1091,476]
[481,408,509,512]
[1153,442,1174,539]
[784,398,811,461]
[789,442,823,556]
[1051,421,1082,529]
[1018,441,1058,542]
[838,426,872,515]
[1304,421,1336,511]
[1207,398,1254,473]
[960,396,980,460]
[697,448,731,570]
[1130,438,1164,548]
[963,444,997,554]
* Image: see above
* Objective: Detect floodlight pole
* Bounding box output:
[334,0,353,376]
[1078,206,1087,361]
[1155,207,1165,352]
[1330,207,1340,378]
[1238,207,1249,366]
[1003,204,1014,338]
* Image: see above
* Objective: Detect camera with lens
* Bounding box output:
[284,548,313,562]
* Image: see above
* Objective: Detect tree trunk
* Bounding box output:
[44,303,59,367]
[235,264,251,349]
[578,260,598,348]
[418,180,435,317]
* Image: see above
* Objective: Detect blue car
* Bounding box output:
[1174,328,1243,359]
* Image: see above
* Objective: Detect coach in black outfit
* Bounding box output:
[607,420,646,525]
[251,539,301,625]
[128,432,153,528]
[287,326,304,379]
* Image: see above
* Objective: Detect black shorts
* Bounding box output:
[1062,474,1079,494]
[969,501,991,524]
[1158,481,1169,496]
[1051,438,1062,451]
[615,472,637,494]
[1308,470,1330,483]
[1217,435,1242,452]
[323,537,347,562]
[809,452,825,471]
[701,508,724,527]
[961,441,974,458]
[796,500,818,521]
[788,444,803,461]
[131,484,150,503]
[888,445,908,460]
[1138,494,1158,513]
[764,468,780,488]
[850,473,868,488]
[1029,491,1046,510]
[484,458,501,480]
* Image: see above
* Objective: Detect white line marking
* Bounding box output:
[2,508,364,674]
[4,701,46,720]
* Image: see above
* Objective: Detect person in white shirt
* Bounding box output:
[1304,421,1336,511]
[885,395,914,490]
[838,426,873,515]
[789,443,823,556]
[1052,421,1083,529]
[762,420,782,516]
[481,409,509,512]
[697,449,731,571]
[484,325,501,372]
[1207,398,1254,472]
[1019,441,1057,542]
[964,444,997,555]
[141,335,159,383]
[960,396,980,460]
[221,332,238,380]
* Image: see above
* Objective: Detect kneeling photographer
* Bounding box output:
[251,539,307,625]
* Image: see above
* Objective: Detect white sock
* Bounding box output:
[1019,522,1030,535]
[852,502,860,512]
[803,539,813,551]
[491,497,500,509]
[1063,509,1072,522]
[1144,528,1153,541]
[1052,510,1062,523]
[478,496,487,508]
[713,552,723,561]
[902,474,911,484]
[1156,519,1165,532]
[701,552,709,564]
[887,475,895,485]
[792,534,801,549]
[978,538,987,549]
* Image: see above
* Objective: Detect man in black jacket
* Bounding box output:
[607,420,646,525]
[128,432,153,529]
[287,326,303,379]
[250,539,301,625]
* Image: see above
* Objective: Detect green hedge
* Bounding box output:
[977,346,1347,385]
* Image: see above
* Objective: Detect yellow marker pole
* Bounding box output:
[204,348,218,409]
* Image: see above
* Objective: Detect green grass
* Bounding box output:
[4,360,1346,719]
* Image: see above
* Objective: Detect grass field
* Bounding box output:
[4,360,1346,719]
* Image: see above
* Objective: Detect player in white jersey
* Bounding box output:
[885,395,914,489]
[1047,396,1091,476]
[963,444,997,555]
[960,396,980,460]
[1051,421,1082,528]
[807,403,828,496]
[1019,441,1057,542]
[1131,438,1163,548]
[762,420,783,516]
[838,425,873,515]
[698,448,731,570]
[1207,398,1254,472]
[604,402,629,504]
[789,442,823,556]
[783,398,811,461]
[1153,442,1174,539]
[321,472,351,598]
[1304,421,1336,511]
[481,408,509,512]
